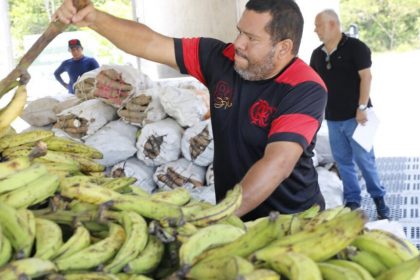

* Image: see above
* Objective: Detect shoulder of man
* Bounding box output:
[346,36,370,50]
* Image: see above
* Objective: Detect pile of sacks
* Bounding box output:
[21,65,215,203]
[22,64,343,206]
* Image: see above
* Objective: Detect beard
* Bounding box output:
[234,47,277,81]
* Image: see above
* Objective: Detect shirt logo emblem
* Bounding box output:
[214,81,233,109]
[249,99,276,128]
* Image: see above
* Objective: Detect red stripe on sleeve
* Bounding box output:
[222,44,235,61]
[269,114,319,144]
[182,38,205,84]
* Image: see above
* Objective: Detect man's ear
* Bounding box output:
[276,39,293,56]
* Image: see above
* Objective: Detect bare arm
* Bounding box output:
[356,68,372,124]
[54,0,178,69]
[235,141,303,217]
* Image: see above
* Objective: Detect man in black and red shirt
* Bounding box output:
[55,0,327,220]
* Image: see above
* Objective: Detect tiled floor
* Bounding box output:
[361,157,420,249]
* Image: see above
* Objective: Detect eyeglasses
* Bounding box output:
[325,55,332,70]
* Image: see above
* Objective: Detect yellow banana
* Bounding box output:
[126,275,154,280]
[128,185,150,197]
[376,255,420,280]
[183,184,242,227]
[0,163,48,194]
[219,213,247,230]
[156,221,198,244]
[1,146,32,159]
[327,259,374,280]
[181,199,212,217]
[52,225,90,260]
[238,269,280,280]
[34,218,63,260]
[0,257,56,279]
[36,160,80,173]
[76,156,105,173]
[287,214,305,235]
[0,125,14,139]
[68,200,99,213]
[109,195,184,225]
[0,157,31,179]
[104,211,148,273]
[0,173,59,209]
[342,247,388,277]
[87,171,106,177]
[352,229,418,268]
[60,182,122,204]
[179,223,245,266]
[295,204,321,219]
[44,136,103,159]
[35,209,120,227]
[0,129,53,151]
[193,212,284,265]
[18,208,36,258]
[268,252,322,280]
[369,229,419,256]
[55,222,125,271]
[302,205,346,231]
[102,177,138,192]
[47,273,119,280]
[185,255,254,280]
[0,228,12,267]
[318,262,361,280]
[59,174,107,189]
[174,222,199,243]
[36,149,80,166]
[151,187,191,206]
[224,256,255,279]
[0,204,34,258]
[252,210,366,264]
[124,235,164,275]
[58,151,105,173]
[0,85,27,131]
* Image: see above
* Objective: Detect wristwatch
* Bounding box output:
[358,104,368,112]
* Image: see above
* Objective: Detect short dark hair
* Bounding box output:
[246,0,303,55]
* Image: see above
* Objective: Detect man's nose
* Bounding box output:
[234,33,247,50]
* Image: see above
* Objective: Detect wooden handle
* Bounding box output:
[0,0,91,96]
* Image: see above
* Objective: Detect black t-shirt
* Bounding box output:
[310,34,372,121]
[174,37,327,220]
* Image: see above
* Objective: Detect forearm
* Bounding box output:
[358,69,372,105]
[235,142,301,217]
[54,72,67,88]
[91,11,177,68]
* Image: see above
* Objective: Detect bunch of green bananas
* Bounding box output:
[0,130,105,177]
[1,130,420,279]
[178,207,420,280]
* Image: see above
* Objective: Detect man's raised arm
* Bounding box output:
[54,0,178,70]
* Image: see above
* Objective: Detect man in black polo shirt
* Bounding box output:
[310,9,390,219]
[54,0,327,220]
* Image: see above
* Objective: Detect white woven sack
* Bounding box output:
[84,120,138,166]
[159,86,208,127]
[181,119,214,167]
[111,157,156,193]
[136,118,183,166]
[153,158,206,191]
[56,99,117,139]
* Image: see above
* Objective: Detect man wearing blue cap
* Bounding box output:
[54,39,99,94]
